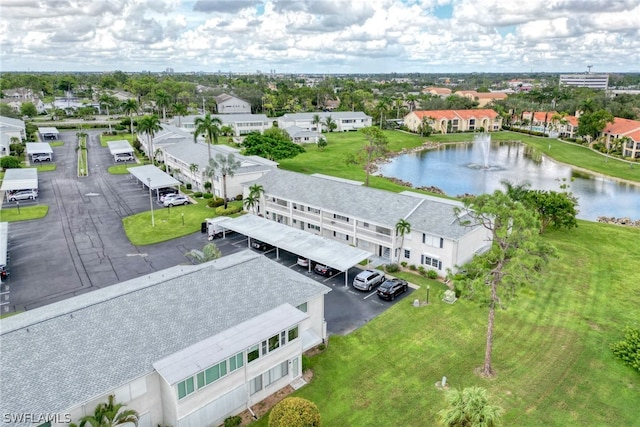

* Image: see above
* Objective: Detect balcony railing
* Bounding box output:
[324,220,353,233]
[355,227,393,244]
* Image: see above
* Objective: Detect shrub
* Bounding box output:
[203,192,214,199]
[186,183,192,190]
[400,261,408,268]
[224,415,242,427]
[611,326,640,373]
[426,270,438,279]
[193,191,203,198]
[204,181,212,191]
[235,194,243,201]
[409,264,417,271]
[302,354,310,371]
[417,265,427,276]
[10,143,24,156]
[269,397,321,427]
[0,156,21,169]
[207,197,224,207]
[385,263,400,273]
[215,205,242,215]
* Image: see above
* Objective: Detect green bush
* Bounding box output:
[1,156,21,169]
[193,191,203,198]
[269,397,321,427]
[385,263,400,273]
[235,194,243,201]
[302,354,310,371]
[202,192,214,199]
[611,326,640,373]
[418,265,427,276]
[224,415,242,427]
[426,270,438,279]
[186,183,192,190]
[207,197,224,207]
[10,143,24,156]
[409,264,417,271]
[215,205,242,215]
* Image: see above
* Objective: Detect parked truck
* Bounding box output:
[206,217,233,240]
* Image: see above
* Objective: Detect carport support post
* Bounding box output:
[147,178,155,227]
[344,271,348,288]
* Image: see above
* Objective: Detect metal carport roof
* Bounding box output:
[25,143,53,155]
[37,127,59,136]
[0,168,38,192]
[128,165,180,190]
[107,140,134,155]
[219,215,373,273]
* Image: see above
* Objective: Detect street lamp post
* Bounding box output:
[427,285,430,305]
[147,177,155,227]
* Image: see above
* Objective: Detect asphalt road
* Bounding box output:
[2,131,413,336]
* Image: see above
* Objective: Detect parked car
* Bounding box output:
[163,195,190,207]
[314,264,337,277]
[251,239,272,251]
[377,278,409,301]
[8,190,38,202]
[353,269,386,291]
[32,153,52,162]
[297,257,316,269]
[158,188,177,201]
[115,153,134,162]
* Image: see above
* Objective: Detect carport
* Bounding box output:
[219,215,374,287]
[0,168,38,197]
[128,164,180,200]
[26,143,53,161]
[107,140,134,161]
[38,127,59,140]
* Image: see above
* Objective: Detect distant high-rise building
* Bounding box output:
[559,73,609,90]
[165,67,174,74]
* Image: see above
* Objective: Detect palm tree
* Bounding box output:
[172,102,188,126]
[136,115,162,164]
[204,158,218,197]
[438,386,503,427]
[312,114,322,132]
[189,163,199,186]
[406,94,418,112]
[121,99,138,140]
[324,115,337,132]
[155,90,171,122]
[375,98,391,129]
[71,394,139,427]
[98,93,117,134]
[394,219,411,263]
[244,183,264,215]
[394,98,404,119]
[186,243,222,263]
[210,153,241,209]
[193,113,223,191]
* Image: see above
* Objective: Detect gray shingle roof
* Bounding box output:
[0,250,330,420]
[162,142,273,174]
[248,170,479,239]
[280,111,370,120]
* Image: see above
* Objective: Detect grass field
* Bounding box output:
[251,221,640,426]
[108,163,142,175]
[0,205,49,222]
[100,133,134,147]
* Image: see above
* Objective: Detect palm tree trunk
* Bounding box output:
[482,283,497,377]
[222,175,228,209]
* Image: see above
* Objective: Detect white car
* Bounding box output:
[163,195,190,207]
[8,190,38,201]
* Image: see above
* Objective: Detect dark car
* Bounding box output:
[314,264,337,277]
[251,239,272,251]
[377,278,409,301]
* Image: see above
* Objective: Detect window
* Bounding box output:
[421,255,441,269]
[297,302,308,313]
[250,375,263,395]
[177,377,195,399]
[268,334,280,352]
[265,361,289,387]
[404,249,411,259]
[422,234,442,248]
[288,326,299,342]
[307,223,320,232]
[229,353,244,372]
[248,344,260,363]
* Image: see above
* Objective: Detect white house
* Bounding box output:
[171,114,272,136]
[244,170,492,273]
[214,94,252,114]
[0,116,26,157]
[0,250,330,427]
[277,112,372,133]
[282,126,323,144]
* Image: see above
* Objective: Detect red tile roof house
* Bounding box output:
[404,109,502,134]
[421,87,452,97]
[520,111,579,137]
[602,118,640,160]
[454,91,509,108]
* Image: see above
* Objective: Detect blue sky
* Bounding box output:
[0,0,638,73]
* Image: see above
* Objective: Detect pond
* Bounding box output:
[377,136,640,221]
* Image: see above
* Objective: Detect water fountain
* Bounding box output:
[467,133,497,170]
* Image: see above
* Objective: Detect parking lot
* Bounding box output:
[2,129,413,336]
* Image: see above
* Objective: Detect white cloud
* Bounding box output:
[0,0,638,72]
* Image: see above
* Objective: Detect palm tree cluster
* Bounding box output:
[70,394,139,427]
[243,184,264,215]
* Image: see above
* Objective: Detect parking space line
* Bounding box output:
[363,291,378,299]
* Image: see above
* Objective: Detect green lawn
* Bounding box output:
[251,221,640,426]
[100,133,134,147]
[0,205,49,222]
[123,199,243,245]
[50,140,64,147]
[33,164,57,172]
[108,163,142,175]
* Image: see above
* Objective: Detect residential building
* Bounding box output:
[559,73,609,90]
[276,112,372,133]
[519,111,580,137]
[245,170,492,272]
[0,116,26,157]
[602,117,640,159]
[404,109,502,134]
[453,91,509,108]
[422,87,452,97]
[214,94,252,114]
[171,114,271,136]
[282,126,322,144]
[0,250,330,427]
[149,125,276,195]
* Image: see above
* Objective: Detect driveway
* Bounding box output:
[3,130,214,312]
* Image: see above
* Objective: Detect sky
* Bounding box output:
[1,0,639,74]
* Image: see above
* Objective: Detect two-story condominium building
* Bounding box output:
[276,112,372,133]
[214,94,252,114]
[172,114,272,136]
[404,109,502,134]
[453,91,509,108]
[602,117,640,160]
[0,116,26,158]
[0,251,330,427]
[245,170,492,273]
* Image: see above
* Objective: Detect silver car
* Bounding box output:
[8,190,38,202]
[163,194,190,207]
